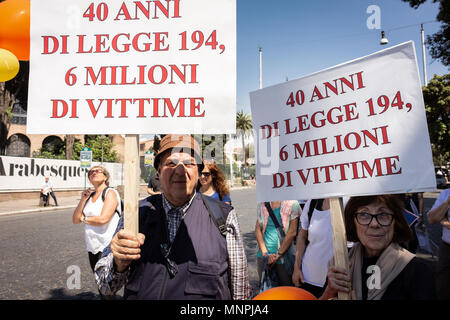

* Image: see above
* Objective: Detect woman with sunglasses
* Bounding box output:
[320,194,436,300]
[72,166,121,280]
[198,160,232,205]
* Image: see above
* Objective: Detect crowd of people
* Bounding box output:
[71,134,448,301]
[258,192,450,300]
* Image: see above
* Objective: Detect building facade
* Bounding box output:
[3,101,155,162]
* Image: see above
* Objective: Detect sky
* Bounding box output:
[138,0,447,141]
[236,0,448,115]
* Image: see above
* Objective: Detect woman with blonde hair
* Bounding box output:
[198,160,232,205]
[72,166,121,275]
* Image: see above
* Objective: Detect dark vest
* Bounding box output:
[124,193,233,300]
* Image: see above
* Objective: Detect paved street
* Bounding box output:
[0,187,258,300]
[0,206,99,299]
[0,186,444,300]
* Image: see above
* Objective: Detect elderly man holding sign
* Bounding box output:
[94,135,252,300]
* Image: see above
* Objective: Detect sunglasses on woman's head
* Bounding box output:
[200,172,211,177]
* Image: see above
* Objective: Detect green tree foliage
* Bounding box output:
[402,0,449,67]
[152,134,168,154]
[33,136,77,160]
[423,74,450,163]
[72,135,119,162]
[32,150,66,160]
[151,134,229,164]
[152,135,162,153]
[402,0,428,8]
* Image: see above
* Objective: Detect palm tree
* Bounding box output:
[236,110,253,166]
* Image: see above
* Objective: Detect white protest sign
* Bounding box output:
[27,0,236,134]
[250,41,436,203]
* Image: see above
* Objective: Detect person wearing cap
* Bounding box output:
[94,134,253,300]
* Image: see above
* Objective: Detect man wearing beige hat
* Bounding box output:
[95,134,252,300]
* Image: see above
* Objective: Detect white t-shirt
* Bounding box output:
[83,188,121,254]
[428,189,450,244]
[300,199,334,287]
[41,181,53,194]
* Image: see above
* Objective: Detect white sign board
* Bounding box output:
[28,0,236,134]
[0,156,123,191]
[250,41,436,203]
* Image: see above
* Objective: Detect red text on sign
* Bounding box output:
[113,0,181,21]
[50,97,205,119]
[272,155,402,188]
[260,102,359,140]
[80,64,198,86]
[291,125,391,160]
[310,71,365,102]
[41,33,170,55]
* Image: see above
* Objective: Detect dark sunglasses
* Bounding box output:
[160,243,178,278]
[88,169,103,177]
[200,172,212,177]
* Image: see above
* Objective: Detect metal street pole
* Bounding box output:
[420,24,428,86]
[259,46,263,89]
[101,135,105,164]
[229,134,233,187]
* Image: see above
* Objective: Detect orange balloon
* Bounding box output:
[0,0,30,61]
[253,286,318,300]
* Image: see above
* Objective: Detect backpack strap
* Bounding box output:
[88,190,95,201]
[307,199,317,224]
[101,187,110,202]
[305,199,323,247]
[201,193,228,236]
[308,199,324,223]
[264,202,285,237]
[199,194,233,297]
[101,187,122,217]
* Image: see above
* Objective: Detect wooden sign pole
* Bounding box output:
[124,134,139,236]
[329,197,351,300]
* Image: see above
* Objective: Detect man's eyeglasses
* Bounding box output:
[160,243,178,278]
[355,212,394,226]
[88,169,103,177]
[200,172,211,177]
[163,158,197,169]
